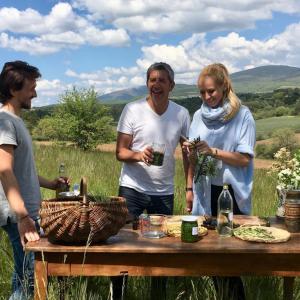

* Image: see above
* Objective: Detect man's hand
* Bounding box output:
[139,146,153,166]
[39,175,70,190]
[54,176,70,190]
[17,216,40,247]
[186,190,194,213]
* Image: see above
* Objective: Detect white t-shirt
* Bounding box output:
[117,97,190,195]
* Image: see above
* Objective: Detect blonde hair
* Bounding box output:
[198,63,241,120]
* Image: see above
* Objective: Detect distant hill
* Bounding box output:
[99,84,198,103]
[98,65,300,104]
[231,65,300,93]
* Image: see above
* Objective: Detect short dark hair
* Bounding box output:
[146,62,175,85]
[0,61,41,104]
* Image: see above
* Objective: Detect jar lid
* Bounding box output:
[181,216,198,222]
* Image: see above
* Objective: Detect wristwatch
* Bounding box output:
[185,187,193,192]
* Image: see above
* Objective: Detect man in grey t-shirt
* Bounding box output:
[0,61,68,299]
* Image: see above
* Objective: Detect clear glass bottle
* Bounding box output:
[56,163,69,198]
[217,184,233,237]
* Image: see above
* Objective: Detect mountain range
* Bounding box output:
[99,65,300,104]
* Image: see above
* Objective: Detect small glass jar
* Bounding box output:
[181,216,198,243]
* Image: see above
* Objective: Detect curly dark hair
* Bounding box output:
[0,61,41,104]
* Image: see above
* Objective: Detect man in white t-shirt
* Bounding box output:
[112,62,190,300]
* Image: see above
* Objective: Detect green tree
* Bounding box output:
[34,87,115,150]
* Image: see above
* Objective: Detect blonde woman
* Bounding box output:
[185,63,255,217]
[184,63,255,300]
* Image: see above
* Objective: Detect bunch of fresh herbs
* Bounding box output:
[191,137,218,183]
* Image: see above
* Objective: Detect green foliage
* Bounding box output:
[34,88,115,150]
[275,106,291,117]
[256,116,300,139]
[255,128,298,159]
[272,128,297,150]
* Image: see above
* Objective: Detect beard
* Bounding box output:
[21,99,32,110]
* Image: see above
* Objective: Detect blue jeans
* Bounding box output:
[119,186,174,217]
[2,217,40,300]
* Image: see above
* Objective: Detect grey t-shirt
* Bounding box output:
[0,110,41,226]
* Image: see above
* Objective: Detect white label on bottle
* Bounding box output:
[192,227,198,235]
[228,212,233,222]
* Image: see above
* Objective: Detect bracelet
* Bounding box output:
[185,187,193,192]
[213,148,218,158]
[18,214,29,221]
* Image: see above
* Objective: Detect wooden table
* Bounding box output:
[26,217,299,300]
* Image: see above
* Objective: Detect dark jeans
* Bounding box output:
[111,186,174,300]
[2,217,40,300]
[119,186,173,217]
[211,185,246,300]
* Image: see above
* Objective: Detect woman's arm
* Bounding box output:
[196,141,251,167]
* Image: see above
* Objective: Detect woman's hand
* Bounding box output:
[195,141,214,156]
[186,190,194,213]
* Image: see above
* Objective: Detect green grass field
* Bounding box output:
[256,116,300,138]
[0,145,299,300]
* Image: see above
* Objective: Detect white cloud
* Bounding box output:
[0,33,60,55]
[0,2,130,55]
[64,66,143,95]
[74,0,300,34]
[34,79,69,106]
[63,20,300,95]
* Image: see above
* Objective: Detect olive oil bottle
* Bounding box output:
[56,163,69,198]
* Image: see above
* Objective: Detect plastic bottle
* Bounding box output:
[217,184,233,237]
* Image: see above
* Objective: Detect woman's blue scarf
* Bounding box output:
[200,100,231,126]
[192,100,231,216]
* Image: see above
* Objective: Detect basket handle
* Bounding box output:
[80,177,88,206]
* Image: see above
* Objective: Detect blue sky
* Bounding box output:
[0,0,300,106]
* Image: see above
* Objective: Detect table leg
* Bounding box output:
[283,277,295,300]
[34,254,48,300]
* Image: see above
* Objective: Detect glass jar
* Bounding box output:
[181,216,198,243]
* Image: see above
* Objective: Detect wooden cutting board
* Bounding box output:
[233,215,270,227]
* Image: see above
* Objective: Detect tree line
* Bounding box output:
[24,87,300,152]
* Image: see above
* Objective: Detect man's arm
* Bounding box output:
[0,145,39,246]
[38,175,69,190]
[116,132,153,165]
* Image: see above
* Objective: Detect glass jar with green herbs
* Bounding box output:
[181,216,198,243]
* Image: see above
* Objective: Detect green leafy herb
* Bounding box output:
[191,137,218,183]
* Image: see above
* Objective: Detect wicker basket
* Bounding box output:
[40,177,128,244]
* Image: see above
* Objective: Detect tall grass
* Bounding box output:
[0,145,298,300]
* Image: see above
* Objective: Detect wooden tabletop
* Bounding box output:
[26,216,300,254]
